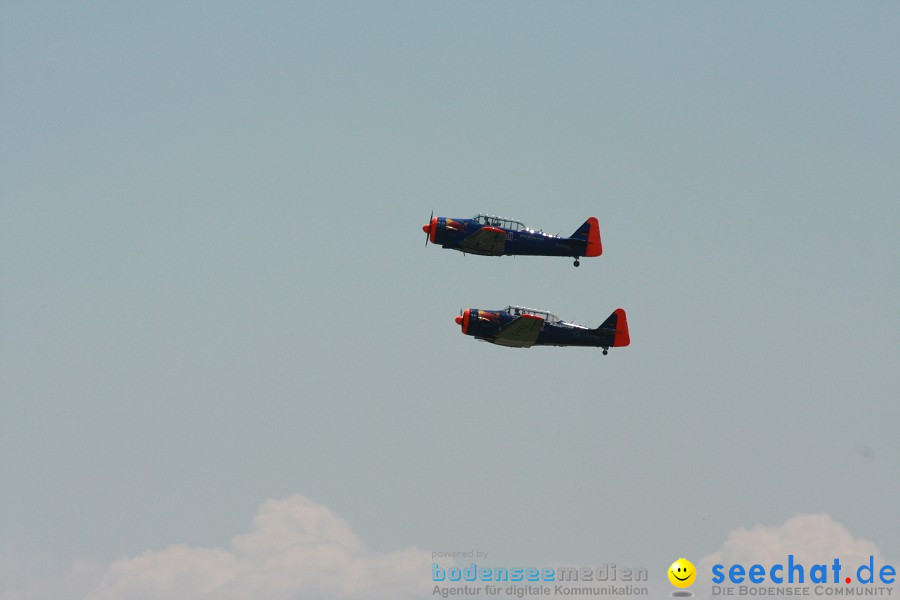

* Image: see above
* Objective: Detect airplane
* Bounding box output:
[454,305,630,354]
[422,213,602,266]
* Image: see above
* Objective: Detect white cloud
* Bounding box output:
[6,507,892,600]
[2,495,432,600]
[700,513,883,568]
[694,514,892,599]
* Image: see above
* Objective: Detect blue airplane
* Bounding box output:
[454,305,630,354]
[422,213,602,266]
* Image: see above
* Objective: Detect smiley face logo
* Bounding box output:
[668,558,696,588]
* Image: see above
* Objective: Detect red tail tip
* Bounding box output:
[613,308,630,347]
[585,217,602,257]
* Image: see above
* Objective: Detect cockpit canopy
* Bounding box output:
[503,305,560,324]
[473,214,526,231]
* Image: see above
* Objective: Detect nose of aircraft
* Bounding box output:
[422,217,438,244]
[455,309,470,334]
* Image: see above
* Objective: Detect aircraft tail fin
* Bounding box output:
[570,217,602,257]
[596,308,630,347]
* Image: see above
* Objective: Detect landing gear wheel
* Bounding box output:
[573,258,580,267]
[602,349,608,355]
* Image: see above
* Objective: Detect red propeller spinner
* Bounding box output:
[455,309,470,334]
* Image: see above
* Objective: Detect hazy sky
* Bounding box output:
[2,2,898,598]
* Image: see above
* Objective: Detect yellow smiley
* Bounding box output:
[668,558,696,588]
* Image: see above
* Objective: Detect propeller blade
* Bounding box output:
[424,210,433,247]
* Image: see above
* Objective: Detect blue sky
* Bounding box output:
[2,2,898,597]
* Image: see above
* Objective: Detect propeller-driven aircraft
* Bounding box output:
[454,305,629,354]
[422,213,602,266]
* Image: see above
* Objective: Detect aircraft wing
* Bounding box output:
[492,314,544,348]
[458,226,506,254]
